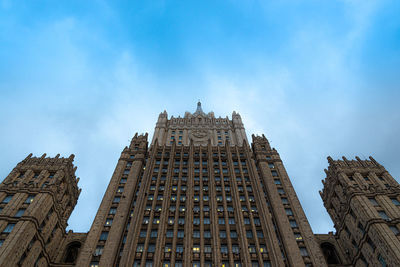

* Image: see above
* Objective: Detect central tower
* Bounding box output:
[77,103,326,267]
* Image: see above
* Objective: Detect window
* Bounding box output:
[120,178,127,183]
[271,170,278,177]
[257,231,264,238]
[148,244,155,253]
[369,198,379,206]
[140,231,147,238]
[0,240,4,247]
[294,233,303,241]
[24,195,35,204]
[153,217,160,224]
[99,231,108,241]
[193,231,200,238]
[150,230,157,238]
[277,188,285,195]
[205,245,212,253]
[15,209,25,218]
[246,230,253,238]
[117,187,124,193]
[193,245,200,253]
[378,254,387,267]
[282,198,289,204]
[177,230,184,238]
[391,198,400,206]
[220,231,227,238]
[230,231,238,238]
[228,218,235,225]
[176,244,184,253]
[274,179,281,185]
[204,231,211,238]
[218,218,225,225]
[90,262,99,267]
[378,211,390,220]
[105,219,113,226]
[143,217,150,224]
[232,245,239,254]
[248,245,256,253]
[193,261,200,267]
[252,262,259,267]
[299,247,309,256]
[3,223,15,233]
[285,208,293,216]
[260,245,267,253]
[389,226,399,235]
[113,197,120,203]
[193,217,200,225]
[166,230,174,238]
[289,220,298,228]
[94,245,104,256]
[221,245,228,254]
[109,208,116,215]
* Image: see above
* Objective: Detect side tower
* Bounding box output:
[76,134,148,267]
[0,153,81,266]
[252,135,327,267]
[321,156,400,266]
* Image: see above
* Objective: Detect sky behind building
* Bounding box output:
[0,0,399,234]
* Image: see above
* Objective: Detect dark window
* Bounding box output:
[15,209,25,218]
[99,232,108,241]
[2,195,13,203]
[3,223,15,233]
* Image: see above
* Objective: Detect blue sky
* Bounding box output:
[0,0,399,234]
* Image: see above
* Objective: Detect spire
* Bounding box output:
[196,101,203,113]
[194,100,205,116]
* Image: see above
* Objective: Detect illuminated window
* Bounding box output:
[105,218,113,226]
[294,233,303,241]
[193,245,200,253]
[24,195,34,204]
[117,187,124,193]
[165,244,172,252]
[153,217,160,224]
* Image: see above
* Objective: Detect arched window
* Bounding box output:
[321,242,340,264]
[64,242,81,263]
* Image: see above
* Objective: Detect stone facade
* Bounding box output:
[320,156,400,266]
[0,102,399,267]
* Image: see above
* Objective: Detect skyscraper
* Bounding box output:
[0,102,399,267]
[76,102,326,267]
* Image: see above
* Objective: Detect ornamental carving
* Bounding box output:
[189,129,210,146]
